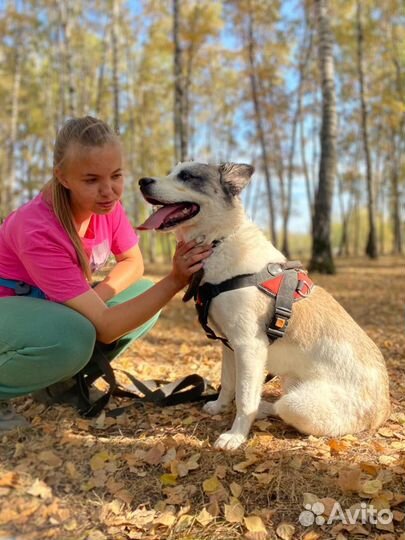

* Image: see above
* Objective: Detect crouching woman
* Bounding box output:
[0,116,212,430]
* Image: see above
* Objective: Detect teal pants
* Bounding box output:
[0,279,159,400]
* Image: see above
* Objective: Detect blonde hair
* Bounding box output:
[43,116,119,281]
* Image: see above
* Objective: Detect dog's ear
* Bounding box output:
[218,162,255,196]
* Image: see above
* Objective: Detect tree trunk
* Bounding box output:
[299,115,314,228]
[95,28,108,115]
[246,4,277,246]
[1,45,21,215]
[390,138,402,254]
[57,0,75,117]
[111,0,120,133]
[356,0,378,258]
[309,0,337,274]
[173,0,187,162]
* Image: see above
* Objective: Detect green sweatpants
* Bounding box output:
[0,279,159,400]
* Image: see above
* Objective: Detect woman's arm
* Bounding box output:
[64,240,212,343]
[92,245,144,302]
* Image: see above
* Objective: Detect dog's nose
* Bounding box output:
[138,177,155,188]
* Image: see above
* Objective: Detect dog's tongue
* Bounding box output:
[137,204,184,230]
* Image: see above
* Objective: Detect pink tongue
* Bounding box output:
[137,204,185,230]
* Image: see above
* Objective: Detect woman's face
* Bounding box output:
[56,142,124,222]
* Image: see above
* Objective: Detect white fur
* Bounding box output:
[142,162,390,450]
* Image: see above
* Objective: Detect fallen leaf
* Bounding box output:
[114,489,133,505]
[160,473,178,486]
[337,467,362,492]
[0,472,18,488]
[90,451,111,471]
[328,439,350,453]
[155,511,176,527]
[196,508,214,526]
[203,476,223,494]
[224,498,245,523]
[26,479,52,500]
[233,457,259,473]
[244,515,267,533]
[230,481,242,498]
[38,450,62,467]
[302,532,320,540]
[144,442,166,465]
[175,514,193,531]
[361,479,383,496]
[276,522,295,540]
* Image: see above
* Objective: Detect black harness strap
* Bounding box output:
[186,261,306,349]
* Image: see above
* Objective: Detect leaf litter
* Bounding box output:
[0,257,405,539]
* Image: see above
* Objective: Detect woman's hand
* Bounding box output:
[169,240,213,289]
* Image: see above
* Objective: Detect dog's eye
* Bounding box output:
[178,170,195,182]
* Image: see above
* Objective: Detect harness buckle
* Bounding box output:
[267,306,292,340]
[15,281,32,296]
[296,279,311,298]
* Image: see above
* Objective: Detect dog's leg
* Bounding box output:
[203,345,235,415]
[256,400,277,419]
[214,340,267,450]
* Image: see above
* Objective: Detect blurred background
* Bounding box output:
[0,0,404,266]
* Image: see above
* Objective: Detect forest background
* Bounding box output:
[1,0,404,271]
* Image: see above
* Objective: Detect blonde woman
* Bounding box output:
[0,116,212,430]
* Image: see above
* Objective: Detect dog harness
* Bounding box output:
[183,261,314,350]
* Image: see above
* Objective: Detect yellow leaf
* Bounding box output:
[303,493,319,505]
[202,476,222,493]
[230,481,242,498]
[302,532,320,540]
[160,473,178,486]
[63,519,77,531]
[244,515,267,533]
[175,514,193,531]
[361,479,383,496]
[233,457,258,473]
[378,427,394,437]
[90,451,110,471]
[224,498,245,523]
[26,479,52,500]
[196,508,214,526]
[155,511,176,527]
[276,522,295,540]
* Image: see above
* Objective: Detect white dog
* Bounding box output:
[138,162,390,450]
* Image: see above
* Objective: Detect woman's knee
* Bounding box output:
[0,299,96,389]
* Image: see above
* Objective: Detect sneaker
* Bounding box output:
[0,401,29,431]
[32,379,77,406]
[32,379,105,408]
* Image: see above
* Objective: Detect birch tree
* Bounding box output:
[309,0,337,274]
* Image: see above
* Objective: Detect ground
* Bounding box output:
[0,256,404,540]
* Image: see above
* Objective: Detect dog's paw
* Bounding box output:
[214,432,247,450]
[256,400,277,419]
[203,400,231,416]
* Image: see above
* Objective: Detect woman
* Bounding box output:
[0,116,212,430]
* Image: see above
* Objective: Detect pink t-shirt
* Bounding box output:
[0,193,139,303]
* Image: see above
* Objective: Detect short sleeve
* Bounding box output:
[19,230,91,303]
[110,202,139,255]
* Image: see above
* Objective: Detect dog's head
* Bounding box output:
[137,161,254,233]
